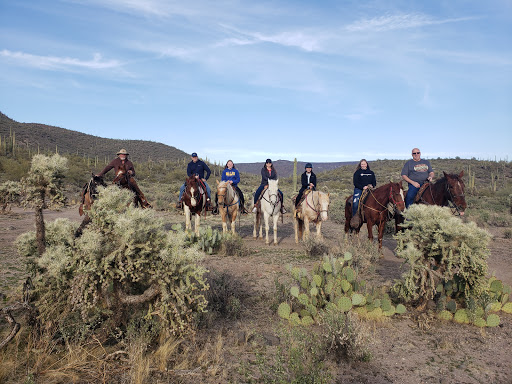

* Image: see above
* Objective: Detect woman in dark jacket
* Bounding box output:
[295,163,317,207]
[352,159,376,216]
[252,159,286,214]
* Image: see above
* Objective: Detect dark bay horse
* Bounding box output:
[344,181,405,249]
[112,168,151,209]
[182,176,207,235]
[395,171,467,230]
[76,173,107,237]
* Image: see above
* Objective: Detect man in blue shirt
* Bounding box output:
[177,152,212,208]
[401,148,434,208]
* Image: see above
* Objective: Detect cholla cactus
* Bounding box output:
[0,180,22,212]
[392,205,491,306]
[17,186,208,338]
[22,154,68,255]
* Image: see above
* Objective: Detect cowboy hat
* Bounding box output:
[117,148,129,155]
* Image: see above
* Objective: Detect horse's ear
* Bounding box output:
[443,171,448,178]
[459,170,464,178]
[216,180,220,185]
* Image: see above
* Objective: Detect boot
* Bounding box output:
[281,206,287,214]
[175,200,183,209]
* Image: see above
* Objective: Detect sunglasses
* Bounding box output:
[412,152,420,155]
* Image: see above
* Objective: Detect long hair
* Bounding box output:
[356,159,370,171]
[224,160,236,169]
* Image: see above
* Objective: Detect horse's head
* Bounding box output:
[443,171,467,215]
[185,176,200,206]
[318,192,330,221]
[390,180,405,212]
[90,173,106,196]
[268,179,279,193]
[216,180,231,206]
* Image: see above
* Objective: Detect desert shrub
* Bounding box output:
[392,205,491,306]
[221,233,248,257]
[0,180,22,212]
[504,229,512,239]
[17,186,208,339]
[328,191,350,224]
[320,308,372,362]
[303,237,329,258]
[331,237,380,274]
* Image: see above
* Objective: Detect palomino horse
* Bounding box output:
[112,168,151,208]
[294,191,330,243]
[216,180,240,234]
[395,171,467,230]
[182,176,207,235]
[253,179,282,245]
[76,173,107,237]
[344,181,405,249]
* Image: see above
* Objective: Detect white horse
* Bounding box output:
[294,190,330,243]
[253,179,282,245]
[216,180,240,234]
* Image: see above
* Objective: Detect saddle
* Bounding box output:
[350,188,370,228]
[414,182,431,203]
[293,190,312,220]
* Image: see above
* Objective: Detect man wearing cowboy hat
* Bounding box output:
[96,149,151,208]
[97,148,135,178]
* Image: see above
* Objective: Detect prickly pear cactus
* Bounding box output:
[486,313,500,327]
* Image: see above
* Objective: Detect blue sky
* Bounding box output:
[1,0,511,163]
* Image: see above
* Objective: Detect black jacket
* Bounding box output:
[353,169,376,190]
[260,167,277,186]
[187,160,211,180]
[300,171,317,190]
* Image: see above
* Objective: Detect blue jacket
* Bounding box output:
[187,160,211,180]
[222,168,240,186]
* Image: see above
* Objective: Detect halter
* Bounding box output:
[261,189,281,216]
[217,183,239,208]
[363,185,404,219]
[445,179,465,215]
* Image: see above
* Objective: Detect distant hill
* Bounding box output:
[0,112,189,162]
[236,160,358,177]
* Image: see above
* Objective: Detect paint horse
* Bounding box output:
[216,180,240,234]
[253,179,282,245]
[182,175,207,235]
[344,181,405,249]
[294,190,330,243]
[76,173,107,237]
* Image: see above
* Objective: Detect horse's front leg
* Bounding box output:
[316,221,323,240]
[230,208,237,235]
[377,220,385,251]
[303,216,310,241]
[195,213,201,236]
[294,215,299,244]
[264,212,270,245]
[221,210,228,234]
[184,205,192,232]
[366,220,374,243]
[272,213,279,245]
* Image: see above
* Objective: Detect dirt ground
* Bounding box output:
[1,207,511,384]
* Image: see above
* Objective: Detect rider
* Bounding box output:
[178,152,212,209]
[215,160,248,214]
[96,148,150,207]
[352,159,376,216]
[401,148,434,208]
[252,159,286,214]
[295,163,317,208]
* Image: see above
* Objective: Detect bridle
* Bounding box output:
[304,191,328,222]
[261,188,281,216]
[217,183,239,209]
[363,185,404,219]
[445,179,466,215]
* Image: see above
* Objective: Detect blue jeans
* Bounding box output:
[254,185,283,204]
[179,180,211,200]
[405,183,420,208]
[352,188,363,216]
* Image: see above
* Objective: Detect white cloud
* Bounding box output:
[0,50,122,71]
[345,13,477,32]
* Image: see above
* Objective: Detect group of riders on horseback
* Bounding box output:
[85,146,463,226]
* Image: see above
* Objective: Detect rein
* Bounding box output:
[419,179,464,215]
[363,185,403,219]
[217,184,239,209]
[261,188,281,216]
[304,191,327,222]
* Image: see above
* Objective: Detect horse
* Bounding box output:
[112,168,151,208]
[75,173,107,237]
[395,171,467,230]
[182,175,207,235]
[294,191,330,243]
[344,181,405,249]
[253,179,282,245]
[216,180,240,234]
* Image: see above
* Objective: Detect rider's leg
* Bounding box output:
[179,183,186,201]
[253,185,264,212]
[405,184,419,208]
[295,187,305,207]
[235,185,246,213]
[352,188,362,216]
[278,189,287,214]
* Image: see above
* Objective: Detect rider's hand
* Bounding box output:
[363,186,368,190]
[195,175,199,179]
[413,181,421,188]
[128,170,133,175]
[264,185,268,189]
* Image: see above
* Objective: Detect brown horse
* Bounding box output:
[216,180,240,234]
[182,176,207,235]
[76,173,107,237]
[344,181,405,249]
[395,171,467,231]
[112,168,151,208]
